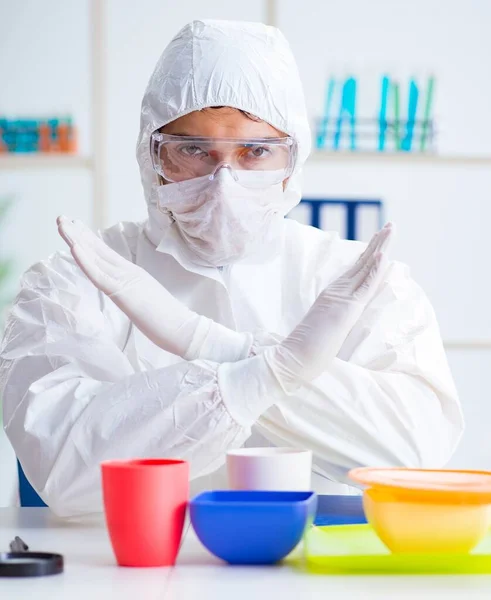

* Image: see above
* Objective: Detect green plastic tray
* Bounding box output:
[302,524,491,574]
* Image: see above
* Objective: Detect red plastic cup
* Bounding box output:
[101,459,189,567]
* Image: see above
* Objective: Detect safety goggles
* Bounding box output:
[150,133,296,188]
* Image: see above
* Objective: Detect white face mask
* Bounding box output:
[155,170,285,267]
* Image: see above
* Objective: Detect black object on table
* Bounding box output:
[0,536,64,578]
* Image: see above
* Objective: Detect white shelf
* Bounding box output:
[308,151,491,166]
[0,154,93,170]
[444,340,491,350]
[3,152,489,170]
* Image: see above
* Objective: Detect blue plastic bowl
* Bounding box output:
[189,490,317,565]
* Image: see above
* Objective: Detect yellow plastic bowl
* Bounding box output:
[349,468,491,554]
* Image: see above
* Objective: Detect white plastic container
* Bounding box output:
[226,447,312,491]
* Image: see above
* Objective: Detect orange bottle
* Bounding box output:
[67,118,77,153]
[58,121,69,152]
[38,122,51,152]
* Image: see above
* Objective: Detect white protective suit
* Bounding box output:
[0,20,463,516]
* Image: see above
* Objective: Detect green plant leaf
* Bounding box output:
[0,197,12,225]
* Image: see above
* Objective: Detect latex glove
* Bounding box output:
[56,216,253,362]
[263,223,394,391]
[218,223,395,425]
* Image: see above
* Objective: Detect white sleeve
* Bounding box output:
[255,261,465,481]
[0,254,272,517]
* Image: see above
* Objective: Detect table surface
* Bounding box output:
[1,508,491,599]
